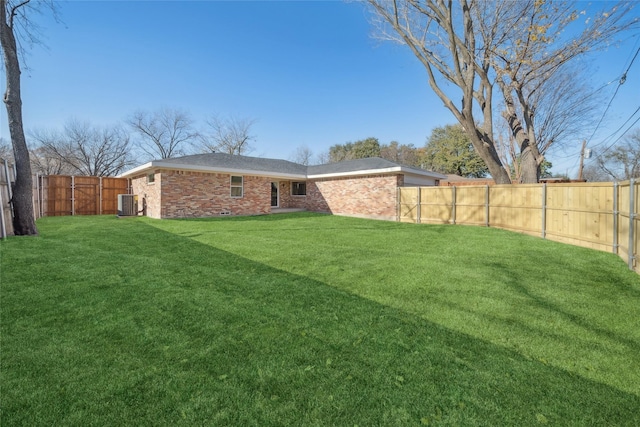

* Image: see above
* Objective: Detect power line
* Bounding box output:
[542,77,625,162]
[563,105,640,173]
[591,108,640,161]
[554,39,640,172]
[547,44,640,162]
[584,46,639,148]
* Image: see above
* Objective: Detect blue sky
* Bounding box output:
[1,0,639,176]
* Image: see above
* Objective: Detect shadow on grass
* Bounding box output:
[2,216,639,426]
[486,259,640,353]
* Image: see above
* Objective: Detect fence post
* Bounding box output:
[0,184,6,239]
[71,175,75,216]
[485,185,490,227]
[34,174,39,219]
[613,181,619,254]
[3,159,13,221]
[40,175,45,217]
[541,183,547,239]
[396,187,400,222]
[451,186,457,225]
[416,187,421,224]
[33,174,39,220]
[40,175,46,217]
[99,177,103,215]
[629,179,636,270]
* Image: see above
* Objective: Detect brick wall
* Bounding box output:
[278,181,307,209]
[306,174,402,221]
[131,172,162,218]
[132,170,403,220]
[133,170,271,219]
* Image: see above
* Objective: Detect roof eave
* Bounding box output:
[308,166,447,180]
[118,161,155,178]
[119,161,307,180]
[401,167,447,180]
[119,160,447,181]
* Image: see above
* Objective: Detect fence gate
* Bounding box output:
[73,177,100,215]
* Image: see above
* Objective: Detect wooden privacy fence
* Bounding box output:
[398,181,639,274]
[37,175,130,217]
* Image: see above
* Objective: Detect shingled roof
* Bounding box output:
[156,153,307,176]
[119,153,446,180]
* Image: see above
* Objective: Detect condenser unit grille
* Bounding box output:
[117,194,138,216]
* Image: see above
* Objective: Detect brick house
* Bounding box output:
[119,153,445,220]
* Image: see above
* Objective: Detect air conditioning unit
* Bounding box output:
[117,194,138,217]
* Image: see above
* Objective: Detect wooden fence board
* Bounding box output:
[455,186,485,225]
[45,176,73,216]
[0,158,15,237]
[399,187,418,223]
[102,177,130,215]
[420,187,452,224]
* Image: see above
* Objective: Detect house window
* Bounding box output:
[291,181,307,196]
[147,173,155,184]
[230,175,243,197]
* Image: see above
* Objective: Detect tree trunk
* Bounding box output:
[466,123,512,184]
[518,146,540,184]
[501,102,542,184]
[479,146,512,184]
[1,0,38,235]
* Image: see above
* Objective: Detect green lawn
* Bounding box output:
[2,213,639,426]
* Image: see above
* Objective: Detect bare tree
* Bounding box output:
[31,120,133,176]
[0,136,13,162]
[29,146,73,175]
[316,150,330,165]
[28,129,74,175]
[495,65,601,182]
[0,0,55,234]
[365,0,637,183]
[289,144,314,165]
[199,114,256,155]
[586,129,640,182]
[128,107,198,160]
[582,162,611,183]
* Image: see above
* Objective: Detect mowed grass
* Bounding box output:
[1,213,639,426]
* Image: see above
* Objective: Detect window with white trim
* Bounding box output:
[146,173,155,184]
[291,181,306,196]
[230,175,243,197]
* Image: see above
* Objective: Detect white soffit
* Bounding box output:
[120,161,306,180]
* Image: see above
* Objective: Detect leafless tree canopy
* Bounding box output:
[30,120,133,176]
[365,0,638,183]
[316,150,330,165]
[289,145,315,165]
[496,63,602,178]
[28,129,74,176]
[128,107,198,160]
[199,114,256,155]
[0,137,13,162]
[584,129,640,182]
